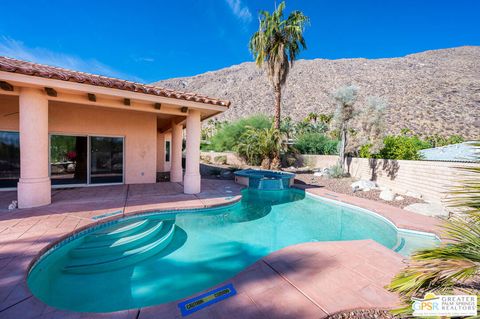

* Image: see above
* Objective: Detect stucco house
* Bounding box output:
[0,57,230,208]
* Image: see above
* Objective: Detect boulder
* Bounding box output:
[404,202,449,217]
[379,189,395,201]
[351,180,377,192]
[394,196,405,201]
[313,168,329,177]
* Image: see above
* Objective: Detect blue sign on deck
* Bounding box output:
[178,283,237,316]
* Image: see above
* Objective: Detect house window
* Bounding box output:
[0,131,20,188]
[50,134,124,185]
[165,140,171,162]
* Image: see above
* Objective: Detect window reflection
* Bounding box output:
[50,135,88,185]
[90,137,123,184]
[0,131,20,188]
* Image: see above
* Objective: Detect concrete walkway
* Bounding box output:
[0,181,442,318]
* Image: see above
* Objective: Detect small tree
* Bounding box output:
[351,96,388,155]
[331,85,359,172]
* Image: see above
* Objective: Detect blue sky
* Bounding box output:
[0,0,479,83]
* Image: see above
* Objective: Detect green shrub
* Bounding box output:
[213,155,227,165]
[360,135,430,160]
[207,115,272,151]
[236,126,281,167]
[424,134,465,148]
[294,132,339,155]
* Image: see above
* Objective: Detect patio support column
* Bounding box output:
[170,121,183,183]
[17,87,51,208]
[184,109,201,194]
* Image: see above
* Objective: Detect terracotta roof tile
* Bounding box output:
[0,56,230,107]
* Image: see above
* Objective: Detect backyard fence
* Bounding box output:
[201,151,478,203]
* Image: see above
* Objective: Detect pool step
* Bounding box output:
[85,219,150,241]
[63,221,176,274]
[70,220,165,258]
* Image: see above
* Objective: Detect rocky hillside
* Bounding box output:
[154,46,480,139]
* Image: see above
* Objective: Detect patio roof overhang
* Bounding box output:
[0,56,230,130]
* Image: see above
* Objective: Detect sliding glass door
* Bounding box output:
[90,137,123,184]
[50,135,88,185]
[0,131,20,188]
[50,135,124,186]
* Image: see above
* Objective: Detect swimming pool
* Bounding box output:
[234,169,295,190]
[27,188,439,312]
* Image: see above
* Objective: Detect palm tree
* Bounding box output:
[249,1,309,168]
[388,142,480,317]
[306,112,318,124]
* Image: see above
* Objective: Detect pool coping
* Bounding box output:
[25,194,243,277]
[6,184,446,318]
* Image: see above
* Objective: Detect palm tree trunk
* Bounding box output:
[270,85,282,170]
[274,85,281,130]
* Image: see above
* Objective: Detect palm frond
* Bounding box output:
[388,141,480,317]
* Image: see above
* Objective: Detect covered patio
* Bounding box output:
[0,56,230,209]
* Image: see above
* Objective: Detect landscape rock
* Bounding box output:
[313,168,330,177]
[351,180,377,192]
[379,189,395,201]
[404,202,449,217]
[394,196,405,201]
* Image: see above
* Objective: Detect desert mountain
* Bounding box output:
[154,46,480,139]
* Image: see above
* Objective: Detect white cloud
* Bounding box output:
[225,0,252,23]
[133,56,155,63]
[0,36,145,82]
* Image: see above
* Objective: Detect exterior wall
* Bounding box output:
[301,154,338,168]
[199,150,477,203]
[0,95,19,131]
[156,132,171,172]
[304,155,477,203]
[0,98,158,184]
[344,157,475,203]
[200,151,246,166]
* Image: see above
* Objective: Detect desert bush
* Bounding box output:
[206,115,271,151]
[213,155,227,165]
[200,155,211,163]
[327,164,347,178]
[294,132,338,155]
[424,134,465,147]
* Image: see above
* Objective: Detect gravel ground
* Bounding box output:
[327,309,397,319]
[294,173,424,209]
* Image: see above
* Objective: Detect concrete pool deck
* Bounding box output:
[0,180,444,318]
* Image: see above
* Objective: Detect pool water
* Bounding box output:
[27,188,439,312]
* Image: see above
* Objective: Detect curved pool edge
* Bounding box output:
[20,187,442,317]
[305,191,440,241]
[25,193,244,277]
[299,186,445,239]
[23,240,405,318]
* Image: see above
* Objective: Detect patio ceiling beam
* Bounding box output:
[181,107,188,113]
[87,93,96,102]
[44,87,57,97]
[46,91,191,117]
[0,81,14,91]
[124,98,131,106]
[154,103,161,110]
[0,71,228,113]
